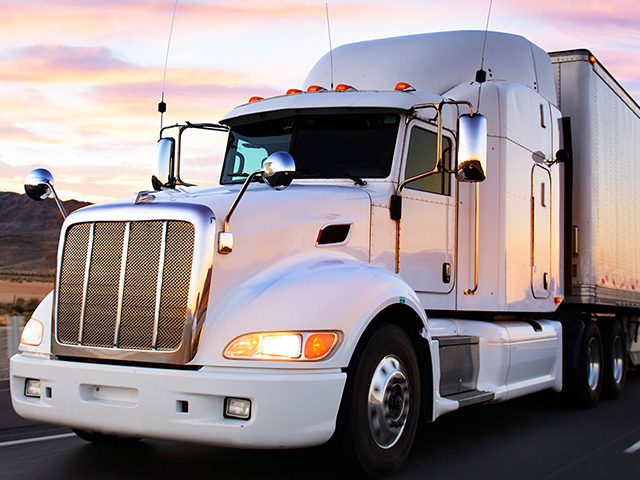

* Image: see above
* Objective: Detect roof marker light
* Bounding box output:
[248,96,264,103]
[589,55,597,64]
[335,84,355,92]
[307,85,327,93]
[287,89,302,95]
[395,82,416,92]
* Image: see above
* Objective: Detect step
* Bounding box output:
[444,389,495,407]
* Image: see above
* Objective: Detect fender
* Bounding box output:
[192,254,429,370]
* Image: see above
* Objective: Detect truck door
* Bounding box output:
[532,164,552,298]
[398,121,456,298]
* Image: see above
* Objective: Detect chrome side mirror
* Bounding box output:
[262,151,295,190]
[219,151,296,254]
[152,137,176,190]
[24,168,67,219]
[457,113,487,182]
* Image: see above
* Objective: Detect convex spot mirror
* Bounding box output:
[457,113,487,182]
[152,137,176,190]
[262,151,295,190]
[24,168,54,201]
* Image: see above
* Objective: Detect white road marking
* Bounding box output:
[624,440,640,454]
[0,433,76,448]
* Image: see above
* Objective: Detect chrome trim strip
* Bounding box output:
[113,222,131,347]
[152,221,168,350]
[78,223,95,344]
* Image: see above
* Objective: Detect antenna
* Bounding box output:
[475,0,493,112]
[326,3,334,90]
[159,0,179,129]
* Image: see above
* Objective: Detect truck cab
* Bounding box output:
[12,31,637,478]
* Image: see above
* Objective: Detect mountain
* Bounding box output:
[0,192,91,277]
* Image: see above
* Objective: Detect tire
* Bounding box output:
[337,323,421,479]
[73,429,141,444]
[570,321,604,408]
[602,320,627,399]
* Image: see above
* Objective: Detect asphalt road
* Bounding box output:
[2,371,640,480]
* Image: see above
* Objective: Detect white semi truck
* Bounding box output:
[11,31,640,478]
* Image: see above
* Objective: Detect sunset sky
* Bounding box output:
[1,0,639,203]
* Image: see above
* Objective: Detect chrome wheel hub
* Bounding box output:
[587,337,602,391]
[367,355,410,449]
[612,335,624,384]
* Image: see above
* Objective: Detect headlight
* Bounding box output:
[21,318,44,346]
[224,331,340,361]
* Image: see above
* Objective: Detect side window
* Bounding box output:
[404,126,452,195]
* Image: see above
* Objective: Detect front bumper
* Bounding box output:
[10,354,346,449]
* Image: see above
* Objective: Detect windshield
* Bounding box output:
[220,112,399,184]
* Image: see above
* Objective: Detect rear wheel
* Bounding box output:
[337,323,421,479]
[602,320,627,399]
[571,321,603,408]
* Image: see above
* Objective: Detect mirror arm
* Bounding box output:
[223,170,262,235]
[48,183,68,220]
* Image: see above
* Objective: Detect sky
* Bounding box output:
[1,0,639,203]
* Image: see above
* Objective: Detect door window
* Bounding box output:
[404,127,452,195]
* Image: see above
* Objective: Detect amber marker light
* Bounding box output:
[307,85,327,92]
[589,55,597,64]
[286,89,302,95]
[248,96,264,103]
[304,333,338,360]
[335,84,355,92]
[554,297,563,304]
[395,82,415,92]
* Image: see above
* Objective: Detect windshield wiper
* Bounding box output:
[342,174,367,186]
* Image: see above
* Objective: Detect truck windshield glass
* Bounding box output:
[221,113,399,184]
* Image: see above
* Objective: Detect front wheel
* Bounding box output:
[337,323,421,479]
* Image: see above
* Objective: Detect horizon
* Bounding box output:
[1,0,639,203]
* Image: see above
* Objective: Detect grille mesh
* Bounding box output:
[56,220,195,352]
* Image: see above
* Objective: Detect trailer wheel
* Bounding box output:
[602,320,627,399]
[573,321,603,408]
[337,322,420,479]
[73,429,141,444]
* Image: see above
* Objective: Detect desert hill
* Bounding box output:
[0,191,91,277]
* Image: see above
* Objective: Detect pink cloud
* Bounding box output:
[0,121,60,144]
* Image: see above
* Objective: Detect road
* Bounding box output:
[2,372,640,480]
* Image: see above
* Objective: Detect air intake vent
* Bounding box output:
[316,224,351,245]
[56,220,195,352]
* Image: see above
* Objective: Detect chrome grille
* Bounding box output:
[56,220,195,351]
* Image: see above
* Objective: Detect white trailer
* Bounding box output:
[11,31,640,478]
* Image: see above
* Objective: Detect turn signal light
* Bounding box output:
[304,333,338,359]
[307,85,326,92]
[248,96,264,103]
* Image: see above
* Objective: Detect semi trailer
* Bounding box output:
[11,30,640,478]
